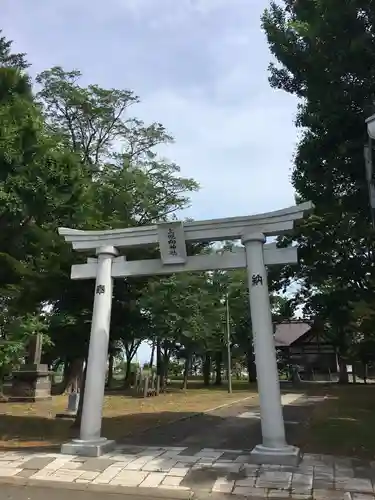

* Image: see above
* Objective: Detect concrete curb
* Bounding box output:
[1,476,371,500]
[0,475,194,498]
[203,395,256,414]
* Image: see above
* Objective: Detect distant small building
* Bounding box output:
[274,321,337,373]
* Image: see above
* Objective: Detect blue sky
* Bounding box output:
[3,0,299,363]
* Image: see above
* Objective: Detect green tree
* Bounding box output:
[139,272,215,389]
[272,296,296,322]
[0,61,89,348]
[37,67,172,168]
[225,268,255,382]
[0,31,28,69]
[34,67,198,392]
[262,0,375,376]
[110,278,151,387]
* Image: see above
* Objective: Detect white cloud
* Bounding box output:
[2,0,299,222]
[135,86,296,219]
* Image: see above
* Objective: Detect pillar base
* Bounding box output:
[250,444,301,466]
[61,438,116,457]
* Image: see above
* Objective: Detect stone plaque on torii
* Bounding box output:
[58,201,313,463]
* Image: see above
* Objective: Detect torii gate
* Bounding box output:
[58,201,312,464]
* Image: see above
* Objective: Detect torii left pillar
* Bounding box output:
[61,246,118,457]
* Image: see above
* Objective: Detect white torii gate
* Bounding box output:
[58,201,312,464]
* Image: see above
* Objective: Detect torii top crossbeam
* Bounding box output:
[59,201,313,252]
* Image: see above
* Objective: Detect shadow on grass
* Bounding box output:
[294,384,375,460]
[2,384,372,458]
[0,410,228,452]
[0,394,324,451]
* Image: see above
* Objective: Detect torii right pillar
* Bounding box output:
[242,232,300,465]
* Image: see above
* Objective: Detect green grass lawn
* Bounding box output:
[0,383,257,450]
[5,373,373,459]
[296,384,375,460]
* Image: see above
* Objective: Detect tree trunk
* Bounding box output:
[214,352,222,385]
[0,368,7,401]
[53,359,70,395]
[123,342,139,388]
[156,338,162,382]
[122,361,133,389]
[69,358,84,393]
[156,339,171,391]
[161,351,170,391]
[149,340,156,368]
[291,365,301,385]
[106,352,114,389]
[72,361,87,430]
[55,358,84,395]
[203,353,211,386]
[182,354,190,390]
[247,348,256,382]
[188,356,194,377]
[352,364,357,384]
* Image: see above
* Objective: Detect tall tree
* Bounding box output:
[262,0,375,373]
[0,36,90,385]
[0,65,89,306]
[34,67,198,390]
[36,67,172,168]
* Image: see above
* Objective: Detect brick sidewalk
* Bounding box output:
[0,445,373,499]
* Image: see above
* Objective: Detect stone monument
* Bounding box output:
[10,333,52,402]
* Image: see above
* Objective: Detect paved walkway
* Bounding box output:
[0,445,373,499]
[121,393,312,451]
[0,393,372,499]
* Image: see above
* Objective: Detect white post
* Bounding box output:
[242,233,300,465]
[61,245,118,457]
